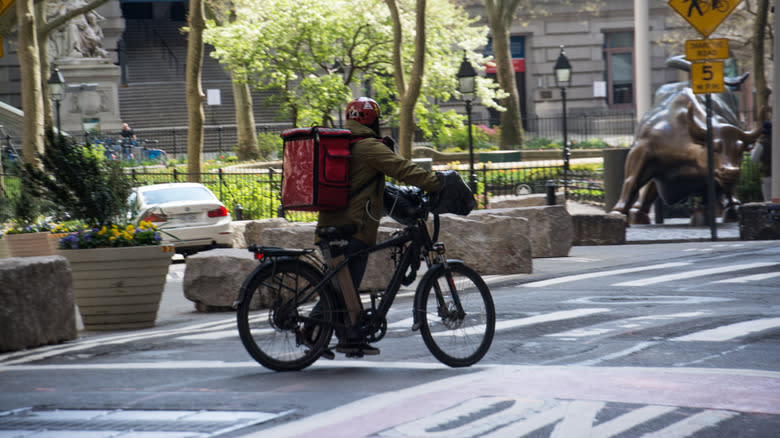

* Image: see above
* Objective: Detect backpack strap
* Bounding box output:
[348,136,385,198]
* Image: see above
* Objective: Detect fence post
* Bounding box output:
[218,126,224,156]
[481,163,488,208]
[218,168,223,199]
[173,168,178,182]
[268,168,275,218]
[172,128,177,158]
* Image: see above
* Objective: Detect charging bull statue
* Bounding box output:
[611,56,763,224]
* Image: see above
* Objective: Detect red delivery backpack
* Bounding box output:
[281,127,352,211]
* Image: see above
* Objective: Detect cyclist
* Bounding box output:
[311,97,443,356]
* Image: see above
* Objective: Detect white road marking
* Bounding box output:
[571,341,659,366]
[243,365,780,438]
[522,263,690,288]
[495,308,611,332]
[714,271,780,283]
[614,262,778,287]
[640,410,738,438]
[672,317,780,342]
[0,317,237,366]
[547,312,708,340]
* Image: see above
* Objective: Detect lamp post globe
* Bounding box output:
[457,53,478,193]
[553,46,572,200]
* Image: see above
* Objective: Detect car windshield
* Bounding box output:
[141,186,216,205]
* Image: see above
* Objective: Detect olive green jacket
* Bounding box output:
[316,120,442,245]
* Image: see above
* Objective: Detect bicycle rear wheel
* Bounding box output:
[416,262,495,367]
[236,259,335,371]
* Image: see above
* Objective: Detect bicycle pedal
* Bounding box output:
[320,349,335,360]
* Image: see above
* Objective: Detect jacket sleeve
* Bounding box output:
[355,139,442,192]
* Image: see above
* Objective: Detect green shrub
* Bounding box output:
[257,131,283,160]
[433,124,495,151]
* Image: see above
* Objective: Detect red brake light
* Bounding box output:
[208,206,230,218]
[142,212,167,222]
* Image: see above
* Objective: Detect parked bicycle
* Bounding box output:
[234,187,496,371]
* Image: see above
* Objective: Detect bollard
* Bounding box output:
[234,204,244,220]
[546,180,557,205]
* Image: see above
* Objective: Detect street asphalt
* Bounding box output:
[146,202,745,330]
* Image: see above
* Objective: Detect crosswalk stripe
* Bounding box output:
[521,263,690,288]
[547,312,708,340]
[672,317,780,342]
[714,271,780,283]
[496,308,610,332]
[614,262,778,287]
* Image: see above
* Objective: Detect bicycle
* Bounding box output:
[234,188,495,371]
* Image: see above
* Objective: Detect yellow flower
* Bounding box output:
[126,225,135,234]
[99,226,107,235]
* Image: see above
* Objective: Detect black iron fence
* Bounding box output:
[0,153,766,223]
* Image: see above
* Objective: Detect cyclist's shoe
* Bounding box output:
[335,341,380,356]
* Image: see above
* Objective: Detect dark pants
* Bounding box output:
[318,237,369,290]
[313,238,369,341]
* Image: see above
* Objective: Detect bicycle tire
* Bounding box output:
[415,262,495,367]
[236,259,335,371]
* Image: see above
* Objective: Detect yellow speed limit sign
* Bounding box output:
[691,61,724,94]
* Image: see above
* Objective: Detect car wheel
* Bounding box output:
[515,184,532,196]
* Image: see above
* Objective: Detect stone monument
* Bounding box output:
[48,1,123,134]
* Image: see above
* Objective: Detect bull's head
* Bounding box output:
[686,102,762,189]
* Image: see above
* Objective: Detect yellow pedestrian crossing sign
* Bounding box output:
[668,0,742,37]
[0,0,15,17]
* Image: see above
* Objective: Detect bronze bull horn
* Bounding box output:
[687,102,764,144]
[686,102,707,142]
[740,115,763,144]
[666,55,750,86]
[737,105,768,144]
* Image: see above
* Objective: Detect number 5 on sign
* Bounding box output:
[691,61,724,94]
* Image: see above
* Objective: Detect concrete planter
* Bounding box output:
[5,232,58,257]
[0,238,9,258]
[58,245,175,330]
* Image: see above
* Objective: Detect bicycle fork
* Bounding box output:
[413,242,467,331]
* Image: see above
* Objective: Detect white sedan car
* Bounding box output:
[131,183,232,255]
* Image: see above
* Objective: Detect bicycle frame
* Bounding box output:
[239,213,459,337]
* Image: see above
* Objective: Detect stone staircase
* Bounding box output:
[118,19,276,130]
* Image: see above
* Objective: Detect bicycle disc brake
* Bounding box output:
[440,302,464,330]
[357,309,387,342]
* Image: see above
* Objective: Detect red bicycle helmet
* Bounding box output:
[346,97,380,126]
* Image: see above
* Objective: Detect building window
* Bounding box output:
[603,31,634,109]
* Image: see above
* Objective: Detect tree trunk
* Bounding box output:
[485,0,524,149]
[186,0,206,181]
[35,1,53,131]
[232,78,259,160]
[753,0,770,115]
[16,0,44,166]
[386,0,426,159]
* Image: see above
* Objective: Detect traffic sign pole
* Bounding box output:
[669,1,743,240]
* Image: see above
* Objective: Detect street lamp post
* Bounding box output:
[47,68,66,139]
[553,45,572,200]
[457,53,478,193]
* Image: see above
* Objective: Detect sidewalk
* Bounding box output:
[565,201,740,243]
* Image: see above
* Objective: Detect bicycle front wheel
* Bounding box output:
[416,262,495,367]
[236,259,335,371]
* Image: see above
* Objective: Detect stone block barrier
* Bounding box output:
[0,256,77,352]
[572,214,626,245]
[185,205,572,311]
[468,205,572,258]
[739,203,780,240]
